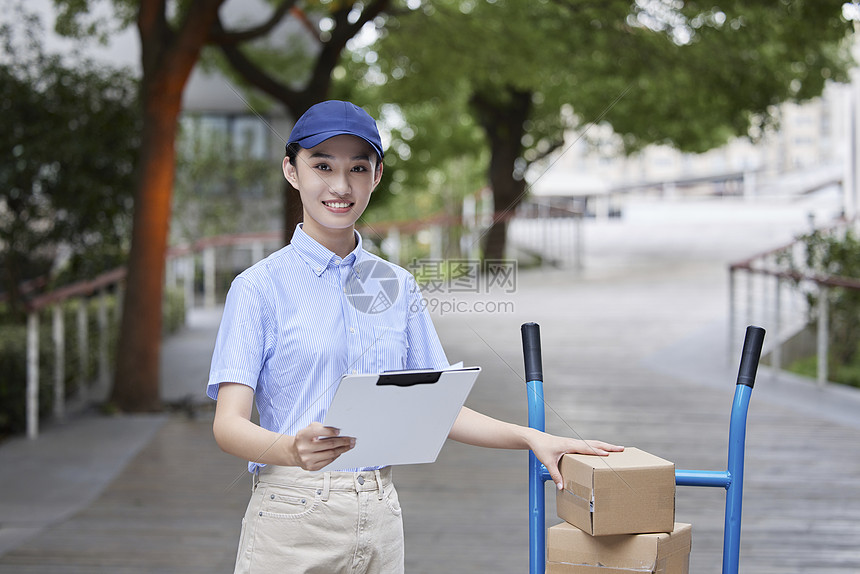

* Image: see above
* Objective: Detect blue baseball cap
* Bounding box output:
[286,100,384,161]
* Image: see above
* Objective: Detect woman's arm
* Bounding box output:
[448,406,623,490]
[213,382,355,471]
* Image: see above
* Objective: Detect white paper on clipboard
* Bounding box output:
[319,365,481,471]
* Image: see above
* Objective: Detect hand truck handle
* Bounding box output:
[521,322,543,383]
[736,325,765,388]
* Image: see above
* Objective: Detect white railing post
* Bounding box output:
[539,202,549,266]
[184,255,195,311]
[166,256,177,289]
[747,269,755,332]
[115,282,124,326]
[27,311,39,439]
[204,246,216,308]
[77,299,89,402]
[817,285,829,386]
[252,240,264,265]
[52,304,65,421]
[98,288,109,398]
[574,212,583,271]
[385,228,401,266]
[728,267,737,359]
[429,226,443,262]
[772,276,782,376]
[462,194,477,260]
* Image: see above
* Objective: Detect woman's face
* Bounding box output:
[283,134,382,249]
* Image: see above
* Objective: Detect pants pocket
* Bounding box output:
[258,484,320,520]
[383,484,402,517]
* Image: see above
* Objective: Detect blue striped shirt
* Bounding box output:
[207,224,450,472]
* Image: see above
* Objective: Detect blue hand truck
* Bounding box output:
[521,322,765,574]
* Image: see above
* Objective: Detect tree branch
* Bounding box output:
[211,15,299,106]
[171,0,227,74]
[137,0,171,75]
[303,0,390,97]
[325,0,390,56]
[208,0,299,45]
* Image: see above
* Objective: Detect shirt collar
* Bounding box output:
[290,224,364,277]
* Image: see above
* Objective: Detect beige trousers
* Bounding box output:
[233,465,404,574]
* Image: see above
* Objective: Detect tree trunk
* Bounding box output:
[110,77,183,412]
[471,88,532,262]
[110,0,224,412]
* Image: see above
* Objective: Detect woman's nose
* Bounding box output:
[329,172,350,196]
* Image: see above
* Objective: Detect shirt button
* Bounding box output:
[316,267,322,273]
[352,369,357,374]
[350,327,355,334]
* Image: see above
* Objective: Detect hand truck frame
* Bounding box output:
[521,322,765,574]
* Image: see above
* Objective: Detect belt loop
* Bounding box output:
[252,468,260,491]
[375,469,384,500]
[321,472,331,502]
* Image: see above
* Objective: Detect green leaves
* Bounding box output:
[375,0,854,157]
[0,21,140,313]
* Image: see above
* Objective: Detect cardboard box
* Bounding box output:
[556,447,675,536]
[546,521,692,574]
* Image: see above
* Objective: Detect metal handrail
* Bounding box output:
[727,219,860,386]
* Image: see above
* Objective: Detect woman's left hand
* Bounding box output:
[529,433,624,491]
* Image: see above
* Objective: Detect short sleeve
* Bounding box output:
[206,276,274,400]
[404,276,449,370]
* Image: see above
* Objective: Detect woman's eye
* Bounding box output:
[351,165,368,172]
[314,163,331,171]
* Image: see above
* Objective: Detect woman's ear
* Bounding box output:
[283,157,299,187]
[371,162,383,192]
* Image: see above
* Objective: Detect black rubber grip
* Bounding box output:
[521,322,543,382]
[736,325,766,388]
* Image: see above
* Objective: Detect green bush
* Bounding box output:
[785,228,860,387]
[788,352,860,389]
[0,325,53,438]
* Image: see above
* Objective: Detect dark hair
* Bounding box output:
[285,142,302,167]
[285,141,382,173]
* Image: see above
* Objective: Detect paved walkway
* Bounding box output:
[1,193,859,573]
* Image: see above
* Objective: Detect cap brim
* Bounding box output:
[293,131,384,161]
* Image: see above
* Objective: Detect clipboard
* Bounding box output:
[319,366,481,471]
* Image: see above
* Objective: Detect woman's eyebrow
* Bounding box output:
[308,152,371,162]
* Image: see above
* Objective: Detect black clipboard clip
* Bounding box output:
[376,370,442,387]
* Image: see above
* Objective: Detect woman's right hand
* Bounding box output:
[291,422,356,471]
